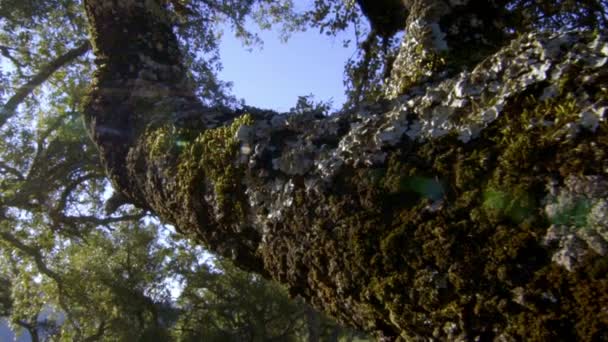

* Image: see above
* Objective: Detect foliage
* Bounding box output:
[171,258,304,341]
[171,256,365,342]
[501,0,608,32]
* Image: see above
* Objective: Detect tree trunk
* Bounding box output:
[82,0,608,340]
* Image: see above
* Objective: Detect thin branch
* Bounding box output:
[0,231,62,284]
[53,173,104,214]
[25,113,87,183]
[37,111,72,144]
[0,230,83,336]
[0,227,85,338]
[57,213,146,227]
[0,40,91,129]
[0,160,24,181]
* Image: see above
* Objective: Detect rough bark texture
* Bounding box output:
[83,0,608,340]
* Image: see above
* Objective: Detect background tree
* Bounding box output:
[172,257,338,341]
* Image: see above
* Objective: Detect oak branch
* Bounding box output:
[83,0,608,340]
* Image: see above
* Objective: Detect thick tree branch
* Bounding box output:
[82,1,608,339]
[0,40,91,128]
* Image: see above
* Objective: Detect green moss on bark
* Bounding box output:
[265,80,607,339]
[176,114,254,224]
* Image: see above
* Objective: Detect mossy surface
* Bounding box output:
[144,124,190,161]
[397,48,447,95]
[175,114,254,224]
[260,81,608,340]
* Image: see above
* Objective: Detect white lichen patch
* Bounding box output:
[243,177,295,235]
[385,14,450,99]
[543,175,608,271]
[261,178,295,226]
[388,30,608,143]
[579,104,606,132]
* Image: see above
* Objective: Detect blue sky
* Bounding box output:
[218,25,356,112]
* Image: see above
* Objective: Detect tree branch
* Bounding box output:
[57,213,145,227]
[0,226,87,338]
[53,173,104,214]
[82,1,608,339]
[0,230,62,284]
[0,40,91,128]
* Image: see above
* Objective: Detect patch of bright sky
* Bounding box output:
[218,23,357,112]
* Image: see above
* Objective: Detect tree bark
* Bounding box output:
[82,0,608,340]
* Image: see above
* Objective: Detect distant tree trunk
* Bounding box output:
[82,0,608,340]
